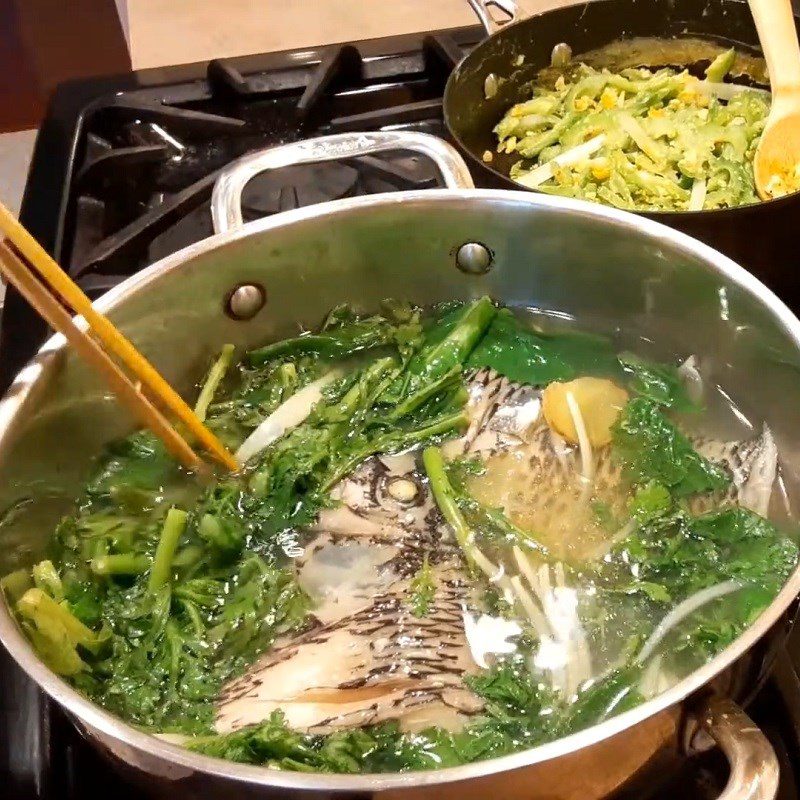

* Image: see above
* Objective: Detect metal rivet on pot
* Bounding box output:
[456,242,493,275]
[226,284,266,320]
[551,42,572,68]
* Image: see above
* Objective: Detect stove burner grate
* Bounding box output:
[65,36,464,287]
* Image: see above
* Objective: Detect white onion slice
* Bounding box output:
[235,371,341,464]
[696,81,769,101]
[688,178,707,211]
[617,114,663,163]
[509,575,550,638]
[637,580,742,664]
[638,654,666,699]
[512,545,547,607]
[515,134,606,188]
[566,390,594,501]
[677,355,704,404]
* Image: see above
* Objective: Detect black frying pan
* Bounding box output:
[444,0,800,306]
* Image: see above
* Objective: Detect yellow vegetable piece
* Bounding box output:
[599,88,618,109]
[765,162,800,198]
[542,377,629,447]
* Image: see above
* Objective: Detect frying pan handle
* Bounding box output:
[210,131,475,234]
[689,697,779,800]
[467,0,522,35]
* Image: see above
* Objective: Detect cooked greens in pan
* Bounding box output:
[493,50,779,210]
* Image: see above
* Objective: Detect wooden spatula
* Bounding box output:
[751,0,800,199]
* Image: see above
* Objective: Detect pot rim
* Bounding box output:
[1,188,799,791]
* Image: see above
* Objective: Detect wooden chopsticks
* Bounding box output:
[0,203,238,473]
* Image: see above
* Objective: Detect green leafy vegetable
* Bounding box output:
[390,296,496,402]
[72,547,307,732]
[467,308,621,386]
[690,508,799,588]
[612,397,729,496]
[663,583,775,667]
[147,508,188,594]
[602,506,798,604]
[628,481,672,524]
[618,352,696,410]
[247,303,422,365]
[8,297,798,777]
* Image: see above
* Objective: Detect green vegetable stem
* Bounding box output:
[148,508,188,594]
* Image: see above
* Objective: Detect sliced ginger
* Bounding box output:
[542,377,628,447]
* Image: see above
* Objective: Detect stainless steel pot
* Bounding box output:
[0,131,799,800]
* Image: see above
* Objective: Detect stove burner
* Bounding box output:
[242,162,360,218]
[52,34,467,288]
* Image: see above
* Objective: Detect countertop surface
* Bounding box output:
[0,129,36,217]
[125,0,559,69]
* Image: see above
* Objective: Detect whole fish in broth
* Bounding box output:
[215,366,780,735]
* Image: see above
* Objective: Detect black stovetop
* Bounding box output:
[0,27,477,392]
[4,25,800,800]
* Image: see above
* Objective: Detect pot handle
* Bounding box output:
[690,697,779,800]
[211,131,475,234]
[467,0,523,35]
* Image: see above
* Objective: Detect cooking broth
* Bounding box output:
[3,298,797,773]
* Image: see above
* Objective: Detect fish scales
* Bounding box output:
[215,367,778,734]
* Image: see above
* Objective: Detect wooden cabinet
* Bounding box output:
[0,0,130,131]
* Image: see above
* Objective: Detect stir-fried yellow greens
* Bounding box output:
[494,50,771,211]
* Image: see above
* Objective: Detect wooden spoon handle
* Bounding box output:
[749,0,800,97]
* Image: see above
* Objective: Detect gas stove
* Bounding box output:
[4,25,800,800]
[0,28,474,391]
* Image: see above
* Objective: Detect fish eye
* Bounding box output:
[384,476,421,505]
